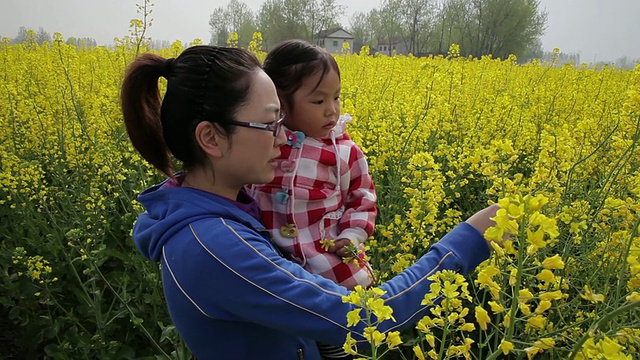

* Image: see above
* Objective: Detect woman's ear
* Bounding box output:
[194,121,225,158]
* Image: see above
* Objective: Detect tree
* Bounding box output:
[228,0,258,46]
[149,39,172,50]
[11,26,35,44]
[454,0,547,58]
[36,27,52,45]
[11,26,27,44]
[65,37,98,48]
[208,0,256,46]
[521,37,544,62]
[256,0,342,48]
[396,0,437,54]
[431,0,473,55]
[348,11,373,53]
[378,0,403,52]
[307,0,345,42]
[209,7,230,46]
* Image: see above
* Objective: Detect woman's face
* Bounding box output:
[219,70,286,189]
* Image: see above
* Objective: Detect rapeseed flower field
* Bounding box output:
[1,34,638,359]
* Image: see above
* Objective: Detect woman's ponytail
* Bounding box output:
[121,53,173,177]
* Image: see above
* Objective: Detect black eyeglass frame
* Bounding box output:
[228,113,285,137]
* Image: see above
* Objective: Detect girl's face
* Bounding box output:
[283,68,341,139]
[218,70,286,190]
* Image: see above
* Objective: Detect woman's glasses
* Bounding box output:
[229,113,285,137]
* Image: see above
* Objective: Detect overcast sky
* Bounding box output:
[1,0,639,63]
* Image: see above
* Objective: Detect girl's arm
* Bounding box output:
[337,140,377,246]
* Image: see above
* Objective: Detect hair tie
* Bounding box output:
[162,58,175,78]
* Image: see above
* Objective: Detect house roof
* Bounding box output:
[315,27,353,39]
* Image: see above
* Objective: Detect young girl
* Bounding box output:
[121,45,497,360]
[249,39,378,359]
[250,40,376,294]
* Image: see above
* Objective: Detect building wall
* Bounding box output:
[321,38,354,54]
[377,41,410,56]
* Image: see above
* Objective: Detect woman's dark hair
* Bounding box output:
[121,45,261,177]
[262,39,340,108]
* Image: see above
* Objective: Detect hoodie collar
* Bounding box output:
[132,178,265,262]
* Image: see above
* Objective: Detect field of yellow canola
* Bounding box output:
[1,37,639,359]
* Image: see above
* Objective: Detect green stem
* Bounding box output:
[89,259,171,359]
[505,219,528,342]
[438,302,451,360]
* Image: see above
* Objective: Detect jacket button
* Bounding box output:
[280,224,298,238]
[275,188,289,204]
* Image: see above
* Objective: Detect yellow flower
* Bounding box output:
[524,338,555,359]
[537,269,556,283]
[364,327,385,347]
[519,288,534,303]
[489,241,505,256]
[533,337,555,350]
[343,332,358,355]
[542,254,565,269]
[535,300,552,314]
[424,333,436,348]
[499,339,515,355]
[527,315,547,330]
[443,280,461,298]
[459,322,475,332]
[494,208,519,234]
[509,267,518,286]
[342,286,365,305]
[368,298,395,322]
[488,301,506,313]
[600,337,629,359]
[413,345,426,360]
[503,240,517,255]
[580,285,605,303]
[346,308,361,327]
[519,302,532,315]
[527,228,547,248]
[525,194,549,211]
[506,202,525,218]
[385,331,402,349]
[475,265,502,299]
[626,292,640,303]
[539,290,563,301]
[530,212,560,238]
[320,238,335,251]
[416,317,434,333]
[485,226,506,242]
[475,306,491,331]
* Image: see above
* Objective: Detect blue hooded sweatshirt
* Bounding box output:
[133,179,490,360]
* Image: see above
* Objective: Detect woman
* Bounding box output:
[121,45,496,360]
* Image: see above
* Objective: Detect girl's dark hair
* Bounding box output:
[262,39,340,108]
[121,46,261,177]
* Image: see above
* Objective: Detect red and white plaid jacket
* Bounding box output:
[249,115,377,289]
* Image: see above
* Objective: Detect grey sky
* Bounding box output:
[1,0,639,62]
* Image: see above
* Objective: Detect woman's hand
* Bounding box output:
[465,204,500,237]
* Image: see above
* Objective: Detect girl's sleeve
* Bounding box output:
[337,141,377,246]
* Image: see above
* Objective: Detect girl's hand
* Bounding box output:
[328,239,353,258]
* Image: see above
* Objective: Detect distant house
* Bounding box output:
[377,37,409,56]
[315,28,354,54]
